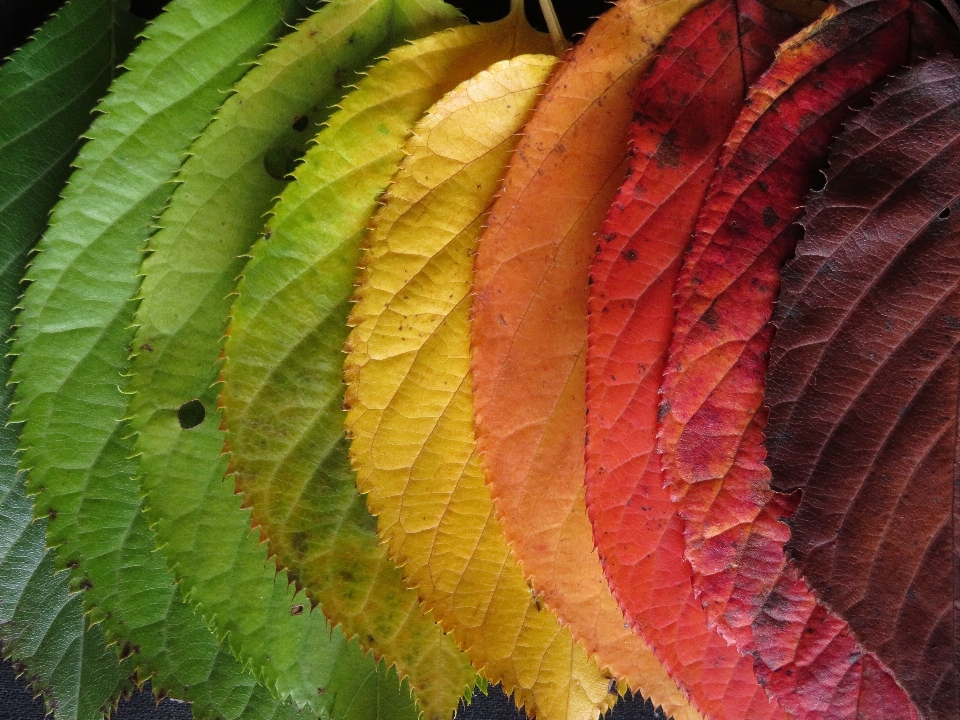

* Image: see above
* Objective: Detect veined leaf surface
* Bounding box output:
[0,476,130,720]
[6,1,330,716]
[468,1,774,718]
[658,0,920,717]
[0,2,141,717]
[221,8,553,718]
[126,0,465,714]
[766,56,960,720]
[582,1,802,718]
[344,52,623,720]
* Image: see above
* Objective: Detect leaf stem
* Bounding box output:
[538,0,570,52]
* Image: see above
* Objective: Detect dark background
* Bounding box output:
[0,0,664,718]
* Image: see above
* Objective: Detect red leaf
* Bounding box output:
[584,0,802,718]
[766,56,960,720]
[658,0,921,717]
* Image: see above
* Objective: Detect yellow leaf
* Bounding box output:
[345,54,618,720]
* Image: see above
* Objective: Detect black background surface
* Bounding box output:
[0,0,665,718]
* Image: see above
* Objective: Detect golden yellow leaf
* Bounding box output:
[344,54,619,720]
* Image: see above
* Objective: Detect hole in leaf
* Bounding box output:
[939,206,951,220]
[178,399,205,429]
[810,170,827,192]
[263,146,300,180]
[292,115,309,132]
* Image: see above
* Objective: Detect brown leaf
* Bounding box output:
[767,56,960,720]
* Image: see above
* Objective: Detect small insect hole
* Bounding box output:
[292,115,309,132]
[939,207,951,220]
[178,399,205,429]
[810,170,827,192]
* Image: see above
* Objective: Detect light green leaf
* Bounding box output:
[126,0,465,713]
[7,1,325,717]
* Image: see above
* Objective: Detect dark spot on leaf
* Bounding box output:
[701,305,719,330]
[141,343,153,352]
[622,248,638,262]
[290,604,304,616]
[292,115,309,132]
[658,401,671,421]
[654,129,681,168]
[939,206,951,220]
[291,531,309,556]
[762,205,780,229]
[178,399,205,429]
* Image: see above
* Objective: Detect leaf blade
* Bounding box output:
[126,1,465,714]
[344,52,627,720]
[658,0,921,717]
[6,1,331,716]
[221,17,554,719]
[766,56,960,720]
[582,0,807,717]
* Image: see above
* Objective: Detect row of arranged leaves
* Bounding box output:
[0,0,957,718]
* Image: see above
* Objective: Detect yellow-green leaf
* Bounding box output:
[220,9,553,719]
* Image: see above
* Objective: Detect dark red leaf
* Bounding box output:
[767,56,960,720]
[658,0,922,717]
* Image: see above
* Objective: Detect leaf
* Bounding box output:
[343,52,621,720]
[6,1,332,716]
[0,2,143,717]
[657,0,923,717]
[765,56,960,720]
[581,0,806,718]
[468,0,780,717]
[125,0,465,714]
[0,477,131,720]
[221,10,554,719]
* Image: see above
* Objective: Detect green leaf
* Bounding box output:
[125,0,464,713]
[0,2,143,717]
[220,14,551,719]
[7,1,327,717]
[0,477,131,720]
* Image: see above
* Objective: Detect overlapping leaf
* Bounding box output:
[766,56,960,720]
[467,0,787,718]
[343,51,627,720]
[126,1,466,714]
[221,7,553,718]
[0,2,142,716]
[582,0,805,717]
[7,1,332,716]
[658,0,921,717]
